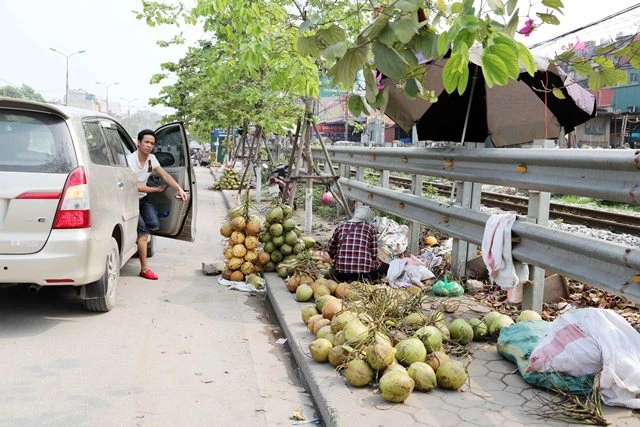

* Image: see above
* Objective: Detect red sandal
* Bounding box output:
[140,268,159,280]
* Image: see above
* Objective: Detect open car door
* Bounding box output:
[145,122,196,242]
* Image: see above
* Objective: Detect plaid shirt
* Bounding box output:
[327,221,380,273]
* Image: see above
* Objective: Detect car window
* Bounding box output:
[0,109,76,173]
[83,121,111,166]
[154,126,185,167]
[103,127,130,167]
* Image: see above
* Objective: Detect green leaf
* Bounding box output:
[391,15,419,44]
[328,45,368,88]
[460,15,479,30]
[552,88,566,99]
[592,56,614,69]
[315,24,346,50]
[595,42,618,55]
[516,42,536,76]
[348,95,366,117]
[456,63,469,95]
[556,50,575,61]
[297,36,319,57]
[506,0,517,15]
[364,67,379,104]
[361,13,390,42]
[542,0,564,13]
[377,25,397,47]
[504,9,519,36]
[587,68,626,90]
[404,78,423,99]
[397,0,420,12]
[437,0,447,13]
[373,41,410,80]
[487,0,505,14]
[437,33,449,56]
[451,2,463,13]
[421,33,439,59]
[536,12,560,25]
[442,47,468,94]
[375,87,389,116]
[300,14,321,33]
[323,41,348,60]
[480,53,509,87]
[488,42,519,79]
[571,61,593,75]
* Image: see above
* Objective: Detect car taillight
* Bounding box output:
[52,166,91,229]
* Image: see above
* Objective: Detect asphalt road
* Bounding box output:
[0,167,318,427]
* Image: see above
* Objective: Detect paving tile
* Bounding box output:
[467,362,489,377]
[487,371,505,379]
[458,407,507,425]
[472,349,503,361]
[504,386,525,395]
[368,408,415,427]
[472,376,506,391]
[486,360,517,375]
[482,390,526,407]
[395,403,420,415]
[502,374,528,388]
[413,408,461,426]
[438,390,485,408]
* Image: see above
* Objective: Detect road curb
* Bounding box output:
[264,272,369,427]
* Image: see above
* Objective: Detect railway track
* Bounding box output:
[382,175,640,235]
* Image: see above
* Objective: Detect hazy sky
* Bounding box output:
[0,0,638,111]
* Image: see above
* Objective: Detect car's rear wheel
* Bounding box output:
[83,237,120,312]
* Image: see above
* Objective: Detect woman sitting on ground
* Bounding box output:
[326,206,388,282]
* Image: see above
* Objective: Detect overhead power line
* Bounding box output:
[528,3,640,50]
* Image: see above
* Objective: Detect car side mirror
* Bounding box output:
[155,152,175,167]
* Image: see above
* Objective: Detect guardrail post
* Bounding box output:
[355,166,365,208]
[409,173,424,255]
[380,170,389,189]
[523,191,550,312]
[451,143,482,277]
[254,164,262,203]
[337,163,350,215]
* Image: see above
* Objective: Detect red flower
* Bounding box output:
[518,19,535,37]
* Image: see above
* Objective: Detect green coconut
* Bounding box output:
[413,326,443,353]
[379,371,415,403]
[316,325,333,340]
[366,342,397,371]
[426,351,450,372]
[482,311,504,330]
[488,314,515,336]
[331,310,358,334]
[343,320,368,346]
[516,310,543,323]
[324,333,336,346]
[344,359,374,387]
[309,338,333,363]
[295,284,313,302]
[449,319,474,345]
[315,295,336,312]
[383,362,407,376]
[407,362,437,391]
[394,338,427,366]
[328,345,352,368]
[301,305,319,324]
[333,331,345,346]
[302,236,316,249]
[266,206,283,223]
[436,360,468,390]
[401,312,427,329]
[468,318,488,340]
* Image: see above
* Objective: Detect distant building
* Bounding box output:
[66,89,97,111]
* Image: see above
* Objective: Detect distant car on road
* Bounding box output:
[0,97,196,312]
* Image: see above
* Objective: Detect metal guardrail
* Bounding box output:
[313,146,639,204]
[340,178,640,304]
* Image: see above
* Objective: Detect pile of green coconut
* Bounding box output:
[301,282,542,403]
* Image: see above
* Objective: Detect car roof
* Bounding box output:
[0,97,113,121]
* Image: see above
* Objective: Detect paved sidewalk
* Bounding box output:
[213,173,638,427]
[265,273,638,427]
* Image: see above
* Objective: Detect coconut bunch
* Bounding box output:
[259,201,315,273]
[219,201,270,282]
[299,282,472,403]
[213,168,242,190]
[277,249,330,282]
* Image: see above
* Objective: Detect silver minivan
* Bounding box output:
[0,97,196,312]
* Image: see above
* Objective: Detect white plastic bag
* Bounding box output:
[526,308,640,409]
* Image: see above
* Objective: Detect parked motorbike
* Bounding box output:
[267,164,296,208]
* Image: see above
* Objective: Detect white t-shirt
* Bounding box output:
[128,150,160,199]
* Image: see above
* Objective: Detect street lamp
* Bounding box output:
[49,48,85,106]
[96,81,119,114]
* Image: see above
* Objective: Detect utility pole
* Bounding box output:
[96,81,119,114]
[49,48,85,106]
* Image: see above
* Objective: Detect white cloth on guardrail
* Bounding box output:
[481,213,529,289]
[526,308,640,409]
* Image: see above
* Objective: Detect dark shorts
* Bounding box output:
[137,197,159,237]
[329,263,389,283]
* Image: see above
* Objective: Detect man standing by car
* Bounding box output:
[129,129,188,280]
